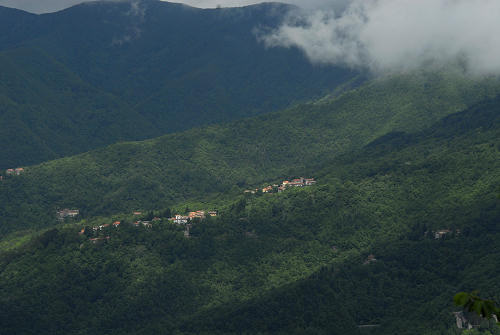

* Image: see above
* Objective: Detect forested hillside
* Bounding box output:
[1,71,498,235]
[1,79,499,334]
[0,0,357,168]
[0,47,156,168]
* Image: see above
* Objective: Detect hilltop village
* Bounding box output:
[77,209,219,243]
[72,177,317,244]
[245,177,316,194]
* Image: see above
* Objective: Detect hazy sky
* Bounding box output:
[0,0,342,13]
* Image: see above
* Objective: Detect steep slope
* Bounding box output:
[0,47,156,168]
[1,89,499,334]
[0,0,358,167]
[1,71,499,235]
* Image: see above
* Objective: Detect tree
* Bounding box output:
[454,292,500,324]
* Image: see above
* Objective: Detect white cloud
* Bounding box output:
[261,0,500,75]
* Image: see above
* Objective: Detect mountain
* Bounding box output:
[0,47,157,168]
[0,0,87,14]
[1,73,499,334]
[1,71,499,235]
[0,0,358,168]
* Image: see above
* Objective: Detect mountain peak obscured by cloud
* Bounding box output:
[261,0,500,75]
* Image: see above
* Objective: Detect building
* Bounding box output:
[207,211,218,217]
[305,178,316,186]
[173,215,189,224]
[188,211,206,220]
[89,236,110,244]
[262,186,273,193]
[113,221,121,227]
[434,229,452,239]
[363,254,377,265]
[141,221,152,228]
[453,311,483,329]
[6,168,24,176]
[133,221,151,227]
[57,209,80,220]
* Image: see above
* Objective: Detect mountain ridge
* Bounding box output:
[0,0,357,168]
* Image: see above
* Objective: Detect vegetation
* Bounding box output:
[0,0,357,168]
[1,72,500,334]
[454,292,500,323]
[1,71,499,235]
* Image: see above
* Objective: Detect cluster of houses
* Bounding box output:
[169,210,218,224]
[57,209,80,220]
[80,210,217,242]
[89,221,122,232]
[1,168,25,180]
[245,177,316,194]
[6,168,24,176]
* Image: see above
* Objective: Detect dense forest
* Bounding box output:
[0,0,358,168]
[1,69,499,333]
[1,71,499,235]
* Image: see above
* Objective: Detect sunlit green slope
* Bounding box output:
[1,87,499,334]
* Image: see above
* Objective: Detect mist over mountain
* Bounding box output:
[0,0,357,168]
[263,0,500,75]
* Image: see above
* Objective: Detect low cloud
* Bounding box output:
[261,0,500,75]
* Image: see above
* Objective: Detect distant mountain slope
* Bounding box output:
[1,78,499,334]
[1,72,499,235]
[0,47,156,168]
[0,0,358,168]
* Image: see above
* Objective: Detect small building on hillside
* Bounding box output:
[363,254,377,265]
[434,229,452,239]
[207,211,218,217]
[133,220,151,228]
[6,168,24,176]
[305,178,316,186]
[173,215,189,224]
[89,236,110,244]
[453,311,483,329]
[113,221,121,227]
[189,211,206,220]
[262,186,273,193]
[57,209,80,220]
